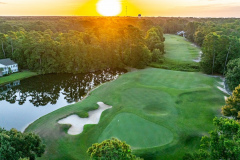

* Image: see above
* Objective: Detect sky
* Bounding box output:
[0,0,240,17]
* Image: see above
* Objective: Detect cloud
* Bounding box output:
[0,2,6,4]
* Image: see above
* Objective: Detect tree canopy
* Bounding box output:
[87,138,142,160]
[0,127,45,160]
[0,21,164,74]
[222,84,240,119]
[226,58,240,90]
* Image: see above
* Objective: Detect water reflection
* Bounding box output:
[0,69,125,106]
[0,69,125,131]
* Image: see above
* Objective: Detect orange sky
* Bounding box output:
[0,0,240,17]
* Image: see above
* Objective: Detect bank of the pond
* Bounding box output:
[0,71,37,85]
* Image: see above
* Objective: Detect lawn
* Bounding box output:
[25,68,226,159]
[164,34,200,62]
[0,71,37,85]
[149,34,201,72]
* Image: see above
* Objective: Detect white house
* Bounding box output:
[0,58,18,77]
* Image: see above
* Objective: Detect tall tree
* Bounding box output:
[225,58,240,90]
[222,84,240,119]
[0,33,6,58]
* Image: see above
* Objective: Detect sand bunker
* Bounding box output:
[58,102,112,135]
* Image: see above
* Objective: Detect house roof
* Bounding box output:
[0,58,17,66]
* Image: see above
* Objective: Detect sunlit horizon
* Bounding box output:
[0,0,240,17]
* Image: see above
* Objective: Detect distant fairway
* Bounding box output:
[25,35,226,160]
[98,113,174,149]
[150,34,200,72]
[164,34,200,62]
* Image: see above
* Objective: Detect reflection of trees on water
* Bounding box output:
[0,69,125,107]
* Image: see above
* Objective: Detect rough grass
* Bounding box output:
[149,59,200,72]
[25,68,226,160]
[0,71,37,85]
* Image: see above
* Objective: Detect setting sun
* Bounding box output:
[97,0,122,16]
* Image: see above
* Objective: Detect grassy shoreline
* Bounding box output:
[0,71,38,85]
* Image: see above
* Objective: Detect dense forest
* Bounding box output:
[0,17,165,74]
[1,16,240,89]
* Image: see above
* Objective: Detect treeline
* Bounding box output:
[184,19,240,90]
[0,18,165,74]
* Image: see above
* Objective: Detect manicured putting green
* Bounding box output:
[98,113,174,149]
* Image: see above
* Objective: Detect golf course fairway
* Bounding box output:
[164,34,201,62]
[25,35,226,160]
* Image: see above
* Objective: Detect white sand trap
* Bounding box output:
[58,102,112,135]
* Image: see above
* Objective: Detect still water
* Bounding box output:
[0,69,125,131]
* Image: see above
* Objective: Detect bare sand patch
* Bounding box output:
[58,102,112,135]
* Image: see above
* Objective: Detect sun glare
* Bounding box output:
[97,0,122,16]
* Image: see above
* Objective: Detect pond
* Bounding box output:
[0,69,126,131]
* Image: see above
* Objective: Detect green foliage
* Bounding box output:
[87,138,142,160]
[0,127,45,160]
[200,33,240,74]
[0,23,164,74]
[222,84,240,119]
[226,58,240,90]
[145,27,164,53]
[183,117,240,160]
[163,18,187,34]
[185,22,200,42]
[152,49,163,63]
